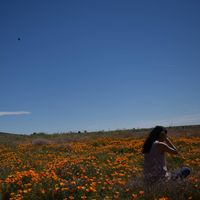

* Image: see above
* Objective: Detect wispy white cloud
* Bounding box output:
[86,113,200,131]
[133,113,200,128]
[166,114,199,125]
[0,111,31,116]
[151,64,177,68]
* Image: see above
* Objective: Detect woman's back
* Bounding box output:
[144,141,168,184]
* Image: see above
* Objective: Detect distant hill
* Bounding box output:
[0,132,15,136]
[0,132,25,137]
[0,125,199,145]
[0,124,200,136]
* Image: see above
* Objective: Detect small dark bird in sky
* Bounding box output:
[18,37,21,41]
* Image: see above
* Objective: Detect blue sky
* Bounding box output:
[1,0,200,134]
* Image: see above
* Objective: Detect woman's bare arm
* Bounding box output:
[165,137,178,152]
[157,141,178,155]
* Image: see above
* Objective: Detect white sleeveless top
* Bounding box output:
[143,140,169,183]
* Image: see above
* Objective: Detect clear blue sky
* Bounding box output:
[1,0,200,134]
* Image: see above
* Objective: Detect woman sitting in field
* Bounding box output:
[142,126,190,188]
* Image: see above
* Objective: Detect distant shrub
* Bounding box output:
[31,132,47,136]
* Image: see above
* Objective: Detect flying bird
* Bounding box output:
[18,37,21,41]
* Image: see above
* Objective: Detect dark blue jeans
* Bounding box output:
[171,166,191,180]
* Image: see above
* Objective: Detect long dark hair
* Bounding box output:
[142,126,167,154]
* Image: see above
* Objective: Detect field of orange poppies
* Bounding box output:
[0,126,200,200]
